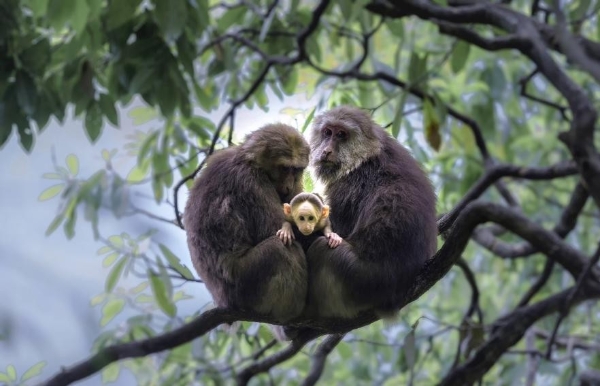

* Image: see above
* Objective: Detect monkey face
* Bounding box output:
[269,165,305,201]
[310,106,383,182]
[241,123,310,201]
[293,202,320,235]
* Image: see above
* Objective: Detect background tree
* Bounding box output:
[1,0,600,385]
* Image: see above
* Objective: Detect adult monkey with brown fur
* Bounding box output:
[184,123,310,321]
[306,106,437,319]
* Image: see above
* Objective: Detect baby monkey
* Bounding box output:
[277,192,342,248]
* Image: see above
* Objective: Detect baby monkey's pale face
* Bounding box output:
[292,201,321,235]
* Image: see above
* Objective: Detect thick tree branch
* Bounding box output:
[41,308,246,386]
[301,334,345,386]
[439,285,600,386]
[438,161,578,233]
[471,181,588,258]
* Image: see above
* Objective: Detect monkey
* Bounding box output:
[304,105,438,319]
[276,192,343,249]
[184,123,310,322]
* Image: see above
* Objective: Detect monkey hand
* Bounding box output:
[276,222,295,246]
[326,232,343,248]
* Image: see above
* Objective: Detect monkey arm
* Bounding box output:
[320,218,342,248]
[276,221,295,246]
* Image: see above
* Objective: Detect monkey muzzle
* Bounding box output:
[299,227,314,236]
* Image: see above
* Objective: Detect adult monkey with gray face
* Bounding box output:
[184,123,310,321]
[306,106,437,319]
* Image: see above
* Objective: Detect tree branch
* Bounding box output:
[438,161,578,233]
[41,199,598,386]
[236,330,321,385]
[41,308,246,386]
[471,180,588,258]
[546,241,600,358]
[301,334,345,386]
[439,285,600,386]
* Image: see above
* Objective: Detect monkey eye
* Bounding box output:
[299,216,305,221]
[336,131,347,139]
[308,216,315,221]
[323,128,332,137]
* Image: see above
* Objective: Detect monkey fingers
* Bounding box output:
[327,232,342,248]
[276,228,295,246]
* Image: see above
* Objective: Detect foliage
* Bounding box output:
[2,0,600,385]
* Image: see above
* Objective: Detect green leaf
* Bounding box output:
[100,299,125,326]
[85,104,103,142]
[156,79,178,118]
[99,94,119,127]
[282,68,298,95]
[407,52,428,86]
[301,107,316,133]
[186,116,213,140]
[159,244,195,280]
[135,294,154,303]
[305,38,322,62]
[154,0,187,41]
[20,38,51,76]
[6,365,16,381]
[128,106,158,126]
[423,98,441,151]
[0,373,9,383]
[338,342,352,360]
[106,0,142,30]
[38,184,64,201]
[218,7,246,31]
[97,246,112,255]
[70,0,90,33]
[386,19,404,38]
[17,123,34,152]
[149,271,177,317]
[130,282,148,294]
[105,257,128,292]
[64,206,77,240]
[108,234,124,248]
[0,124,12,148]
[450,41,471,73]
[126,165,149,183]
[26,0,50,17]
[21,361,46,382]
[45,214,65,236]
[101,362,120,383]
[90,293,106,306]
[102,252,119,268]
[66,154,79,176]
[48,0,77,30]
[570,0,591,21]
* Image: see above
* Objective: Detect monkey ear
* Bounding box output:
[283,203,292,215]
[322,205,330,218]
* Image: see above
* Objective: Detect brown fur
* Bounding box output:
[184,123,310,322]
[306,106,438,318]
